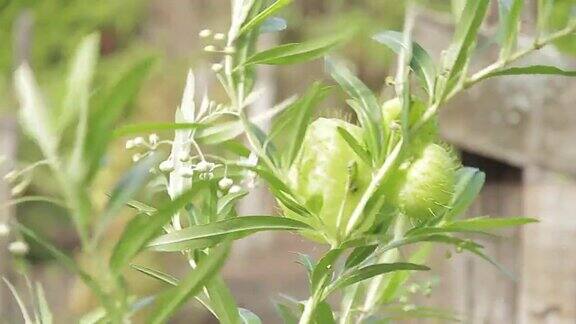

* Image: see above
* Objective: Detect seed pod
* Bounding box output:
[396,143,459,224]
[285,118,371,241]
[381,97,438,149]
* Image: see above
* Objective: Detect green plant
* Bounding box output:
[2,0,576,322]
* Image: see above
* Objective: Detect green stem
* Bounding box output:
[299,285,324,324]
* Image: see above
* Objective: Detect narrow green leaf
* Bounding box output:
[498,0,524,59]
[270,82,331,168]
[310,249,344,292]
[131,264,179,286]
[148,216,310,252]
[147,243,229,324]
[96,154,160,240]
[110,184,207,273]
[336,126,372,167]
[217,190,249,217]
[326,263,429,295]
[446,167,485,220]
[60,33,100,131]
[245,32,350,66]
[372,30,436,94]
[442,216,538,232]
[239,308,263,324]
[275,301,299,324]
[239,0,293,37]
[326,58,383,163]
[442,0,490,98]
[84,57,155,182]
[478,65,576,82]
[36,283,53,324]
[296,253,315,279]
[344,245,377,270]
[313,301,335,324]
[14,64,58,158]
[114,122,204,137]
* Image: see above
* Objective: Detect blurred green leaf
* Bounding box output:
[260,17,288,34]
[336,126,372,167]
[3,278,33,324]
[325,263,429,296]
[344,244,377,270]
[498,0,524,59]
[270,82,331,168]
[446,167,485,220]
[372,30,436,94]
[147,243,229,324]
[96,154,160,241]
[310,249,344,292]
[326,58,383,163]
[14,64,58,158]
[217,190,249,217]
[313,301,335,324]
[36,283,53,324]
[148,216,310,252]
[60,33,100,131]
[442,0,490,98]
[245,32,350,66]
[478,65,576,82]
[441,216,538,232]
[109,183,207,274]
[239,308,263,324]
[131,264,178,286]
[84,57,155,182]
[239,0,293,37]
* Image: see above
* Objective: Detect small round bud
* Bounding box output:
[228,185,242,194]
[218,177,233,190]
[125,140,135,150]
[132,153,142,163]
[213,33,225,40]
[0,223,10,237]
[211,63,223,72]
[402,304,416,312]
[133,137,145,146]
[204,45,217,52]
[223,46,236,54]
[181,167,194,178]
[159,159,175,172]
[398,295,408,304]
[3,170,18,182]
[149,134,159,145]
[199,29,212,38]
[195,160,212,173]
[8,240,29,256]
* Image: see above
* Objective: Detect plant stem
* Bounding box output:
[299,284,324,324]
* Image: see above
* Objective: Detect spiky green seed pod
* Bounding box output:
[285,118,371,242]
[397,143,459,224]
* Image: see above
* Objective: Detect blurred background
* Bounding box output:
[1,0,575,323]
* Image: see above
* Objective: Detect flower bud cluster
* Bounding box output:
[0,222,29,257]
[199,29,234,73]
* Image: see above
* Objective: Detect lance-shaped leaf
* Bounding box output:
[372,30,436,94]
[477,65,576,82]
[148,216,310,252]
[110,184,207,273]
[445,167,485,220]
[244,32,351,66]
[147,243,229,324]
[324,262,429,296]
[498,0,524,59]
[239,0,293,37]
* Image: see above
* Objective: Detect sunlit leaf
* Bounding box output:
[148,216,310,252]
[239,0,292,37]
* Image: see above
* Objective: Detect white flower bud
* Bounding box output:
[181,166,194,178]
[213,33,225,40]
[8,241,29,256]
[195,160,212,173]
[133,137,145,146]
[228,185,242,194]
[204,45,217,52]
[218,177,233,190]
[199,29,212,38]
[211,63,223,72]
[125,139,135,150]
[159,159,175,172]
[149,133,159,145]
[0,223,10,237]
[132,153,142,162]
